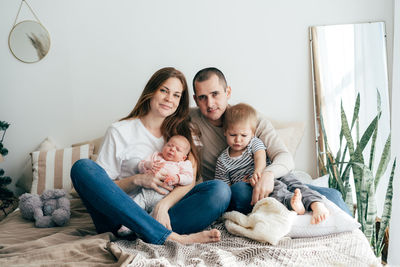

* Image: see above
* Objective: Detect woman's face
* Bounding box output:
[150,77,184,118]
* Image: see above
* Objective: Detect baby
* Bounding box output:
[215,103,329,224]
[118,135,193,236]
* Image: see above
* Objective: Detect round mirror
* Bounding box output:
[8,20,50,63]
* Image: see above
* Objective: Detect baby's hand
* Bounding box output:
[151,161,165,174]
[163,175,179,186]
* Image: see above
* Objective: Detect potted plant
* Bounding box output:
[0,121,18,220]
[318,91,397,259]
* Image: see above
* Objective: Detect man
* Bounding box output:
[189,67,350,215]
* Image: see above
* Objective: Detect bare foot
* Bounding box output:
[291,188,305,215]
[310,201,330,224]
[167,229,221,245]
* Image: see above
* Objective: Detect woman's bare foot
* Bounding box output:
[167,229,221,245]
[310,201,330,224]
[291,189,305,215]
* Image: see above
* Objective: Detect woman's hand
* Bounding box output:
[115,173,173,194]
[137,172,173,194]
[152,202,172,230]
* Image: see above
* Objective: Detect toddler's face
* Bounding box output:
[162,136,190,162]
[224,121,253,153]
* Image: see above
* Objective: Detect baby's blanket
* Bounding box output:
[223,197,296,245]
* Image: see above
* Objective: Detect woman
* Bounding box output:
[71,67,231,245]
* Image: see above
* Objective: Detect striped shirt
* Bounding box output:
[215,137,266,185]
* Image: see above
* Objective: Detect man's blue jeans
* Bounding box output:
[229,181,352,215]
[70,159,231,244]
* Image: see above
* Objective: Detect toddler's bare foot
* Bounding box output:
[168,229,221,244]
[310,201,330,224]
[291,188,305,215]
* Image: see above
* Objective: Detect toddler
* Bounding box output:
[215,103,329,224]
[118,135,193,236]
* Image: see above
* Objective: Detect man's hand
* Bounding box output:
[251,171,274,205]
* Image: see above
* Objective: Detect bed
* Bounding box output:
[0,122,381,267]
[0,195,380,266]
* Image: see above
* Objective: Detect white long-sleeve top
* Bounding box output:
[96,119,164,182]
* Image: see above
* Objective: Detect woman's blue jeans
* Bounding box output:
[70,159,231,244]
[229,181,352,216]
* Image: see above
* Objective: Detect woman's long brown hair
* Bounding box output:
[121,67,200,179]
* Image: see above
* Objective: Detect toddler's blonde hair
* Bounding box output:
[223,103,257,132]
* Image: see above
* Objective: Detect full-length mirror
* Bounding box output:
[8,20,50,63]
[310,22,391,216]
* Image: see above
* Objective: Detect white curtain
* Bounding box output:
[354,23,391,217]
[388,0,400,264]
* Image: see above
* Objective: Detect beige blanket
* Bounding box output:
[0,198,132,267]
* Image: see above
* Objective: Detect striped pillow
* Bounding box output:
[30,144,94,195]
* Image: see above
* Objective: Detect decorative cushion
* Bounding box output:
[288,196,360,238]
[269,119,305,156]
[30,144,94,195]
[16,137,58,193]
[37,137,58,151]
[72,137,103,162]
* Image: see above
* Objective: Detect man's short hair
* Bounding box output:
[192,67,227,94]
[223,103,258,132]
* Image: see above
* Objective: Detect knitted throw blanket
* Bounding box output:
[114,222,381,267]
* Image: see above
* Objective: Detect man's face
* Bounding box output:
[193,74,231,126]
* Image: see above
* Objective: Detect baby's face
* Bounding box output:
[224,121,254,153]
[162,136,190,162]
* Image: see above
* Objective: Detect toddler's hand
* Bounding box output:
[143,161,153,170]
[243,173,260,187]
[249,172,261,187]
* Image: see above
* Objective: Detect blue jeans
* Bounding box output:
[306,184,352,215]
[70,159,231,244]
[229,181,352,216]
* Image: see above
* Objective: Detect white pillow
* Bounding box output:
[269,119,305,157]
[288,196,360,238]
[292,171,329,188]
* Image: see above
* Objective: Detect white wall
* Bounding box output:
[0,1,393,195]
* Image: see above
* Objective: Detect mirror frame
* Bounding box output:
[8,20,51,63]
[310,22,390,176]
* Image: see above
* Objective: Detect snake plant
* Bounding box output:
[318,91,397,257]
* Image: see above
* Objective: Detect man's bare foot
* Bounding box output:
[291,188,305,215]
[310,201,330,224]
[167,229,221,245]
